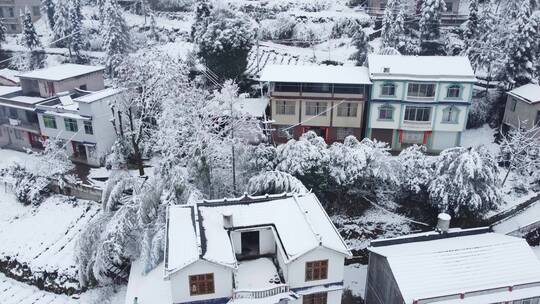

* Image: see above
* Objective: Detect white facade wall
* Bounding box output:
[271,99,300,126]
[290,290,343,304]
[37,96,117,166]
[285,248,345,289]
[169,260,233,304]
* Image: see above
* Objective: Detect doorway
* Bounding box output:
[241,231,260,258]
[72,142,88,161]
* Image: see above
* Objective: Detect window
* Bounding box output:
[337,102,358,117]
[402,131,424,144]
[32,6,40,16]
[64,118,78,132]
[14,129,22,140]
[407,83,436,98]
[334,84,363,95]
[336,128,355,140]
[378,105,394,120]
[189,273,215,296]
[275,100,295,115]
[8,7,14,17]
[510,98,517,112]
[305,102,327,116]
[9,24,16,31]
[0,8,3,18]
[80,84,87,90]
[404,106,431,122]
[446,2,453,12]
[305,260,328,281]
[303,83,331,93]
[84,121,94,135]
[446,85,461,98]
[274,82,301,93]
[8,108,18,119]
[381,83,396,97]
[535,111,540,126]
[303,292,328,304]
[43,115,57,129]
[442,106,459,123]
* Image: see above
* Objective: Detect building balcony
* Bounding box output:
[1,118,40,133]
[231,258,297,303]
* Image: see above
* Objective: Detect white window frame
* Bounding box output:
[275,100,296,115]
[305,102,327,116]
[442,106,460,124]
[407,83,436,98]
[381,83,396,97]
[446,85,461,99]
[337,102,358,117]
[378,105,394,120]
[404,106,431,122]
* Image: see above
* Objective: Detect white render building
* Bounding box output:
[366,55,476,153]
[36,88,121,167]
[125,193,352,304]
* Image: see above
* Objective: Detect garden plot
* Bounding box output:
[0,192,100,282]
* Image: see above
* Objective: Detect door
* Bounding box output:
[72,142,87,161]
[241,231,260,258]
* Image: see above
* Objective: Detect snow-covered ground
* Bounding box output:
[0,273,125,304]
[461,124,499,155]
[0,192,100,282]
[0,148,39,170]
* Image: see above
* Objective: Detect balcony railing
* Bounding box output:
[232,284,289,300]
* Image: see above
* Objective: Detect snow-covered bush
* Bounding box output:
[499,124,540,186]
[1,164,50,206]
[247,171,307,195]
[149,0,194,11]
[259,13,296,40]
[428,146,501,221]
[397,145,434,197]
[298,0,332,12]
[242,144,277,173]
[330,16,371,38]
[467,95,489,129]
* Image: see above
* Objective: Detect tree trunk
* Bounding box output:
[128,108,145,176]
[502,165,511,186]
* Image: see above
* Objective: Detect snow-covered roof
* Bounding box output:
[18,64,104,81]
[232,97,268,117]
[369,230,540,303]
[165,193,351,277]
[260,65,372,85]
[165,206,199,275]
[0,86,21,97]
[0,69,20,85]
[74,88,124,103]
[367,55,477,82]
[508,83,540,104]
[125,260,172,304]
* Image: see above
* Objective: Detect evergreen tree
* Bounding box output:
[350,30,371,66]
[102,0,130,75]
[41,0,56,29]
[0,18,6,48]
[53,0,71,47]
[463,0,479,50]
[380,0,396,48]
[391,1,406,48]
[69,0,84,62]
[503,1,538,87]
[20,7,41,50]
[196,8,254,81]
[191,0,212,42]
[419,0,446,54]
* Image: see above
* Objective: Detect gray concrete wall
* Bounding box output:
[365,253,404,304]
[503,95,540,136]
[0,0,41,34]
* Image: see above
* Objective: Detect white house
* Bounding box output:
[125,193,352,304]
[503,83,540,138]
[365,225,540,304]
[36,88,121,167]
[366,55,476,152]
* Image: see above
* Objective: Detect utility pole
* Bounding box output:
[230,97,237,195]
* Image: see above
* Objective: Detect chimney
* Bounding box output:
[436,213,451,233]
[223,212,233,229]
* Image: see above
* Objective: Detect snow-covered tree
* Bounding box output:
[463,0,479,51]
[195,7,255,81]
[34,136,75,182]
[419,0,446,41]
[503,1,538,87]
[390,1,406,47]
[499,123,540,185]
[41,0,56,29]
[428,146,501,220]
[69,0,84,62]
[350,30,371,66]
[247,171,307,196]
[113,50,186,176]
[398,145,434,196]
[20,7,41,50]
[0,18,6,48]
[102,0,130,74]
[380,0,396,48]
[53,0,71,48]
[242,143,277,173]
[190,0,212,41]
